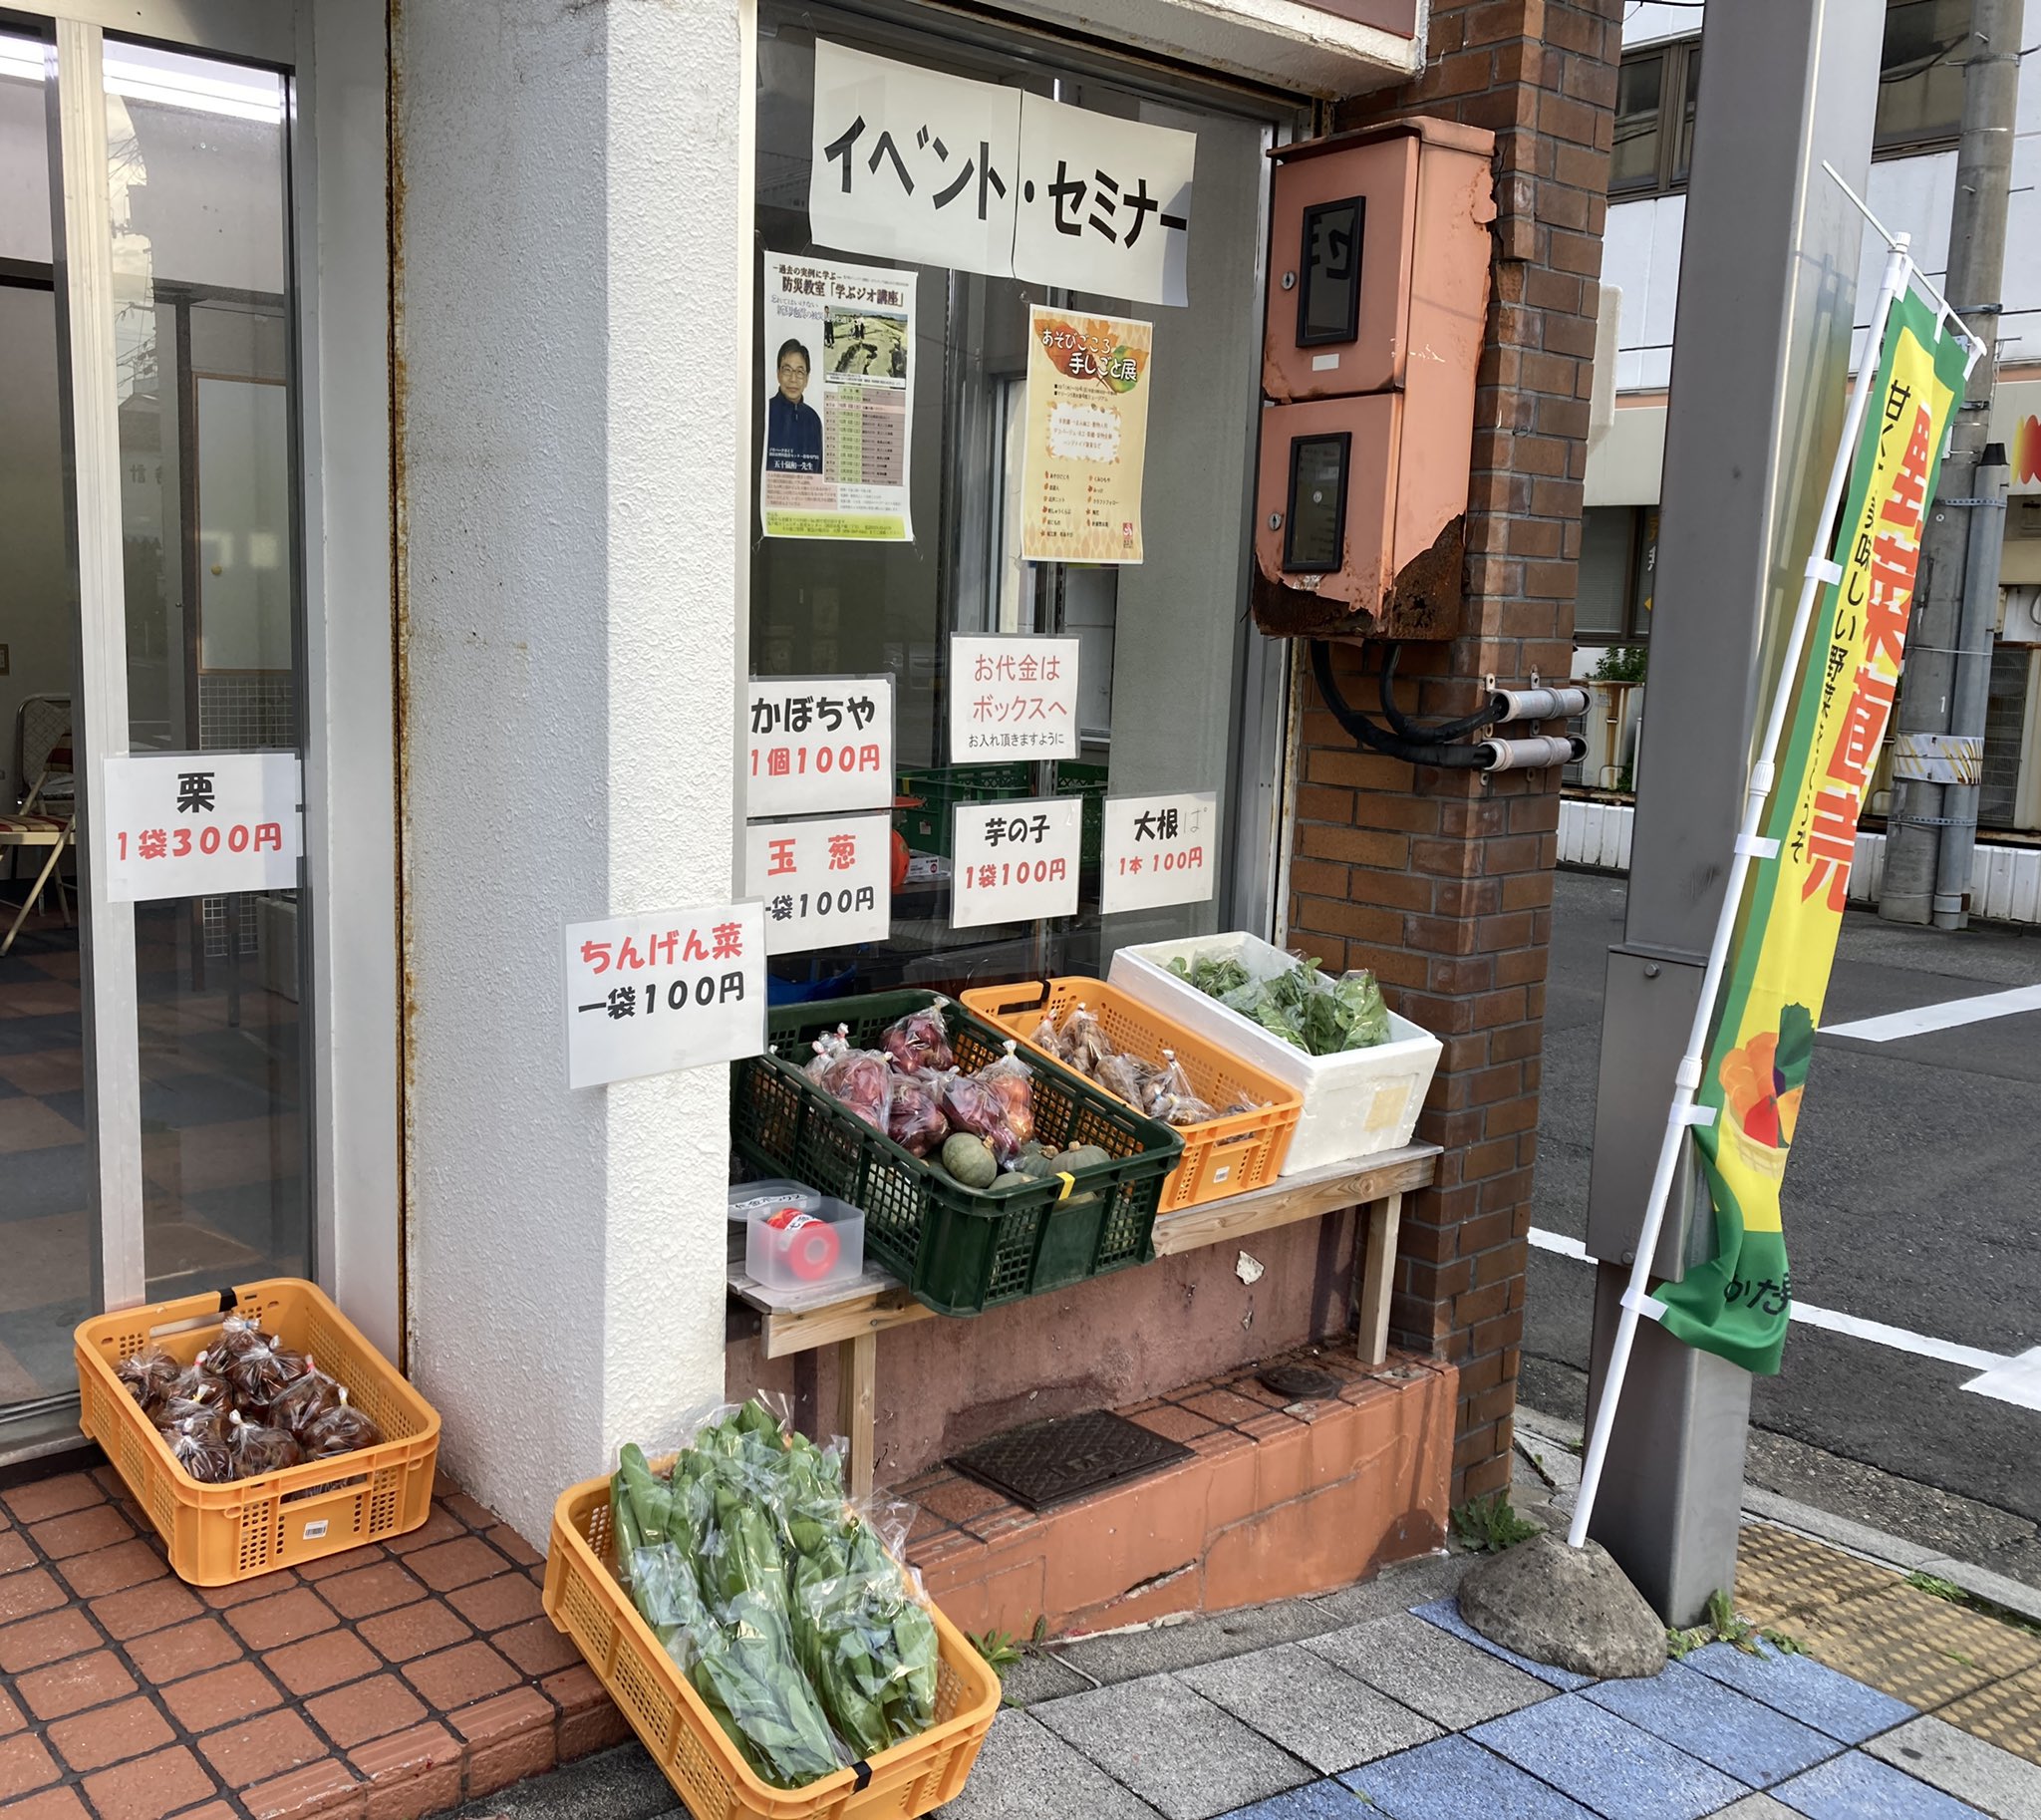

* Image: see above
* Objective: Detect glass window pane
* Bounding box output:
[0,26,89,1411]
[1609,51,1665,191]
[104,44,309,1298]
[750,11,1270,996]
[1574,508,1634,640]
[1877,0,1971,147]
[1672,48,1701,186]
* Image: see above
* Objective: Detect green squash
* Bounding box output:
[940,1133,999,1190]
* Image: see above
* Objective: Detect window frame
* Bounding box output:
[1872,0,1974,157]
[1573,505,1654,649]
[1606,35,1699,202]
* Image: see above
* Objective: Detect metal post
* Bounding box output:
[1577,0,1883,1625]
[1881,0,2023,924]
[1932,448,2009,927]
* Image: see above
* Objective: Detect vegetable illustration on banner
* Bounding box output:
[1021,308,1153,564]
[806,40,1194,307]
[759,254,915,541]
[1657,284,1968,1375]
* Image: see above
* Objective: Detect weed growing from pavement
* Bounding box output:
[1904,1571,2041,1637]
[1451,1491,1543,1554]
[1667,1588,1805,1661]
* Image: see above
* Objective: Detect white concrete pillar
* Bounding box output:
[395,0,746,1542]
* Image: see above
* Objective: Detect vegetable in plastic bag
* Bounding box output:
[201,1313,269,1375]
[117,1346,180,1414]
[1173,949,1393,1057]
[690,1586,844,1788]
[1057,1004,1112,1076]
[299,1387,383,1459]
[225,1409,303,1478]
[884,1075,948,1157]
[790,1512,939,1755]
[1328,969,1392,1050]
[879,1004,953,1074]
[225,1335,309,1408]
[818,1049,890,1134]
[163,1421,233,1484]
[267,1356,344,1436]
[970,1041,1035,1162]
[1029,1013,1067,1063]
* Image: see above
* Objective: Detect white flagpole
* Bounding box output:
[1567,234,1916,1554]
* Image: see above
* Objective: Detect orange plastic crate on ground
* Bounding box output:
[960,977,1303,1210]
[544,1470,1001,1820]
[75,1277,440,1586]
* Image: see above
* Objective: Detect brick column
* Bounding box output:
[1291,0,1622,1503]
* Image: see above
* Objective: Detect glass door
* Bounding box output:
[0,14,311,1454]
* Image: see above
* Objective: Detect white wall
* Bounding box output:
[397,0,745,1543]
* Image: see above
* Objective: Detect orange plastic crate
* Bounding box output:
[76,1278,440,1587]
[543,1468,1001,1820]
[960,977,1302,1210]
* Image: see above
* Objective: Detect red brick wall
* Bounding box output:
[1297,0,1622,1502]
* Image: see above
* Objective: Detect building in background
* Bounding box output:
[1576,0,2041,881]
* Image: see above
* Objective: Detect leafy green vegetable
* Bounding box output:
[1172,951,1393,1057]
[1774,1003,1815,1095]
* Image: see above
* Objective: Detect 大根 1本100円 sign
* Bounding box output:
[563,902,766,1089]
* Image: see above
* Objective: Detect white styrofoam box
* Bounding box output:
[1108,931,1442,1174]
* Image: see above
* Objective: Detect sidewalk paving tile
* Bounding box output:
[1469,1692,1748,1820]
[1030,1672,1312,1820]
[1936,1662,2041,1766]
[1770,1749,1989,1818]
[1864,1714,2041,1817]
[1000,1650,1095,1706]
[1795,1586,2041,1712]
[1338,1734,1597,1820]
[1307,1554,1464,1626]
[1583,1661,1842,1787]
[1178,1641,1440,1773]
[1217,1781,1378,1819]
[934,1709,1160,1819]
[1710,1797,1803,1818]
[1053,1601,1341,1687]
[1680,1640,1914,1744]
[1408,1597,1594,1691]
[1301,1613,1553,1730]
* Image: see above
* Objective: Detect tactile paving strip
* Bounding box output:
[1735,1522,1899,1624]
[1937,1663,2041,1766]
[1797,1583,2041,1712]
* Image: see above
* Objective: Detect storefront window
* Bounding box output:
[750,5,1290,1000]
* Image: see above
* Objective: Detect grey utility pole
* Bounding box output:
[1580,0,1883,1625]
[1881,0,2023,926]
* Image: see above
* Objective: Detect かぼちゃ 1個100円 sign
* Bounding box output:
[745,675,894,818]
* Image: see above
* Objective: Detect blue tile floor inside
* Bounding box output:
[1219,1602,1971,1820]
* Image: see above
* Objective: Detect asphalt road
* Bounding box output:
[1524,867,2041,1580]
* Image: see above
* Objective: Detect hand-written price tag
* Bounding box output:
[746,675,893,818]
[949,636,1079,762]
[951,797,1080,929]
[744,813,891,956]
[563,902,766,1089]
[100,751,301,903]
[1101,790,1218,916]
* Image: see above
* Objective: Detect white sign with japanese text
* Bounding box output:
[809,40,1020,280]
[744,813,891,956]
[563,902,766,1090]
[951,796,1081,929]
[745,675,893,818]
[1013,94,1194,308]
[949,636,1079,762]
[100,751,300,903]
[807,41,1195,307]
[1101,790,1219,916]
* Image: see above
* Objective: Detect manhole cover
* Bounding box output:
[950,1409,1193,1512]
[1259,1365,1340,1400]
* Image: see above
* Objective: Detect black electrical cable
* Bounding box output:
[1376,642,1501,745]
[1310,641,1492,769]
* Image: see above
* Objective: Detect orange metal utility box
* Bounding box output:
[1253,118,1496,640]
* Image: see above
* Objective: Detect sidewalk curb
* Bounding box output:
[1513,1403,2041,1630]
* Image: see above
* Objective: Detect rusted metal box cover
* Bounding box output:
[1253,118,1495,640]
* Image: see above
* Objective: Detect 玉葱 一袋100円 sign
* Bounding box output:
[746,675,894,818]
[99,751,301,902]
[744,812,891,956]
[563,903,766,1089]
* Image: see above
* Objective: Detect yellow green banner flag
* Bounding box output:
[1655,284,1969,1375]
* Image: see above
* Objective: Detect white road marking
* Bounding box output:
[1819,983,2041,1043]
[1528,1226,2041,1411]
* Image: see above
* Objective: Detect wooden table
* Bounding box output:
[729,1142,1440,1499]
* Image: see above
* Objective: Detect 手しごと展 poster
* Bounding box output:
[760,254,916,541]
[1020,307,1152,564]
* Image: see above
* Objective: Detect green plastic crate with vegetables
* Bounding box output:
[729,991,1183,1316]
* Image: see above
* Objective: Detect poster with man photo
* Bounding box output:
[759,254,916,541]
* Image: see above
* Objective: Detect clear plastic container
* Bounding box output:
[744,1195,865,1293]
[727,1178,823,1223]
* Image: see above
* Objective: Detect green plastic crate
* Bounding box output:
[893,765,1031,859]
[1053,760,1108,864]
[730,991,1184,1316]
